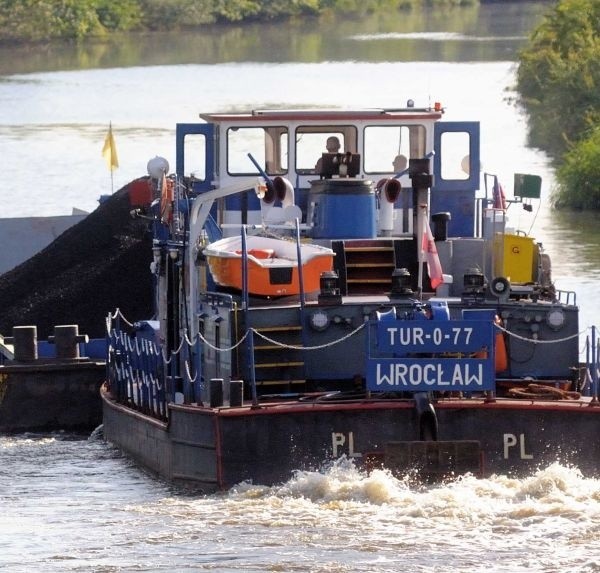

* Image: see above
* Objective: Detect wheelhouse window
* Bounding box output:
[439,131,470,181]
[295,126,357,173]
[363,125,426,174]
[183,133,206,180]
[226,126,288,175]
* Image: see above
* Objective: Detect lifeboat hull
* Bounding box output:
[204,236,334,296]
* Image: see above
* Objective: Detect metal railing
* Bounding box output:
[583,325,599,402]
[106,305,600,419]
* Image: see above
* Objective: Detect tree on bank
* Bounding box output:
[0,0,140,41]
[0,0,474,42]
[516,0,600,209]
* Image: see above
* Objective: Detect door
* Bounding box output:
[175,123,215,193]
[432,122,480,237]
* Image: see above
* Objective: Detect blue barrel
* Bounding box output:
[308,179,375,239]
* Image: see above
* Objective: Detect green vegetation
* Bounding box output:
[552,126,600,209]
[0,0,140,41]
[516,0,600,209]
[0,0,475,43]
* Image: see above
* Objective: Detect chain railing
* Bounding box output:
[105,304,600,421]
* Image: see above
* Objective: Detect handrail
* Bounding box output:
[106,307,600,421]
[588,325,598,402]
[240,225,258,407]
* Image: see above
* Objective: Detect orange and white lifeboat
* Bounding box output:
[203,235,334,297]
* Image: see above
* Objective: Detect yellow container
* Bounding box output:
[493,233,535,283]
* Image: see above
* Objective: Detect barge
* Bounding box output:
[1,325,104,432]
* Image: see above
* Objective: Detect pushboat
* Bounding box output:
[101,104,600,491]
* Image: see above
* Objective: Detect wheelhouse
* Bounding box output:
[176,105,480,238]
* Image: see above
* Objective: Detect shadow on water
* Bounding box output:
[542,209,600,277]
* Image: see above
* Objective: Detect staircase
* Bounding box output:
[333,238,418,295]
[245,311,306,390]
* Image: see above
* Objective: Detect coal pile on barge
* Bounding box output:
[0,184,154,339]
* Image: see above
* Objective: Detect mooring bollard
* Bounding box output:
[229,380,244,407]
[209,378,224,408]
[5,325,38,362]
[47,325,89,360]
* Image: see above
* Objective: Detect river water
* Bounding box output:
[2,433,600,572]
[2,2,600,571]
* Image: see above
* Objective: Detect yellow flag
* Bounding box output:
[102,124,119,171]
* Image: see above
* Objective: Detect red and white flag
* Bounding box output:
[493,175,507,210]
[422,218,444,289]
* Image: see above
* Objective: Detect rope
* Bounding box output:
[252,321,367,351]
[507,383,581,401]
[494,323,587,345]
[183,359,198,383]
[196,328,251,352]
[108,308,135,328]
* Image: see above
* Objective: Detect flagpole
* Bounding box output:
[417,203,426,299]
[109,121,114,194]
[102,121,119,193]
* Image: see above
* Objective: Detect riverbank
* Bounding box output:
[0,3,550,77]
[0,0,476,44]
[516,0,600,209]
